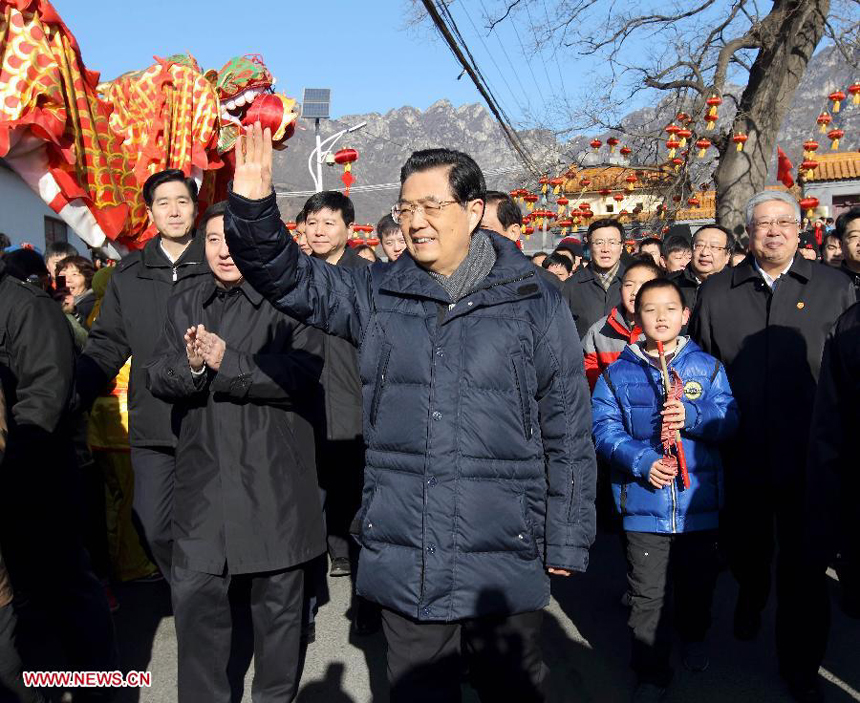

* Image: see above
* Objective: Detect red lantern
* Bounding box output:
[676,128,692,147]
[803,139,819,158]
[285,221,297,231]
[625,174,637,192]
[579,178,591,189]
[590,138,602,151]
[524,226,534,235]
[334,148,359,195]
[607,137,620,153]
[366,236,380,247]
[850,83,860,106]
[801,159,819,179]
[549,177,565,195]
[620,146,632,158]
[828,128,845,150]
[705,94,722,129]
[242,93,298,148]
[817,111,832,134]
[799,196,820,218]
[538,176,550,194]
[665,138,681,158]
[732,133,748,152]
[579,202,590,211]
[664,124,681,137]
[613,192,624,203]
[556,196,569,215]
[687,197,700,207]
[676,112,691,123]
[695,138,712,158]
[829,90,846,113]
[523,193,539,211]
[670,157,684,172]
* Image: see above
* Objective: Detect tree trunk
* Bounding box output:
[714,0,828,239]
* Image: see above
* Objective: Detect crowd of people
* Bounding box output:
[0,121,858,703]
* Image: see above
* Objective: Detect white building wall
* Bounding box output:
[0,163,88,253]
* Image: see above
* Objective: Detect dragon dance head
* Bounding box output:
[208,54,298,154]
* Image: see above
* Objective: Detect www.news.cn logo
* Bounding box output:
[23,671,152,688]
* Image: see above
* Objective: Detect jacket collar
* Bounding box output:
[840,261,860,280]
[202,277,264,308]
[620,336,694,367]
[680,263,700,286]
[141,234,204,269]
[606,307,641,343]
[571,258,626,287]
[731,252,811,287]
[378,229,536,304]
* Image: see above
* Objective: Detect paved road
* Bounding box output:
[99,531,860,703]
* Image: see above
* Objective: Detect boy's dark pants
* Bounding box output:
[626,530,719,687]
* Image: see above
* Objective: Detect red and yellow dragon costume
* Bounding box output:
[0,0,297,254]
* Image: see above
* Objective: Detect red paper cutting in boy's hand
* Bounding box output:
[659,368,686,479]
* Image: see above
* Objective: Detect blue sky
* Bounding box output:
[52,0,529,120]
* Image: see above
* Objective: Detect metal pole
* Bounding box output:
[314,118,323,193]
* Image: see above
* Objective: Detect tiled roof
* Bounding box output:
[804,152,860,182]
[561,165,670,194]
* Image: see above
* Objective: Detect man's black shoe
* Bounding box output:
[733,604,760,641]
[329,557,351,577]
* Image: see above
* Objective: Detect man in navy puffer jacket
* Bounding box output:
[592,278,738,700]
[224,125,597,703]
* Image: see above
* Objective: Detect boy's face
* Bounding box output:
[635,286,689,345]
[620,267,658,317]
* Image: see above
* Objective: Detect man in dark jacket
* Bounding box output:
[76,169,211,582]
[670,224,733,310]
[146,202,325,702]
[0,257,117,691]
[689,190,855,702]
[836,206,860,299]
[806,304,860,620]
[225,127,597,703]
[562,218,627,338]
[301,191,371,580]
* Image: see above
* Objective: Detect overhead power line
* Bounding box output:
[420,0,541,176]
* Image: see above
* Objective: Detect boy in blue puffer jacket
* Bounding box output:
[592,278,738,702]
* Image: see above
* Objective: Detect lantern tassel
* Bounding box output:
[832,138,840,150]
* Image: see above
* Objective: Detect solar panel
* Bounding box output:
[301,88,331,119]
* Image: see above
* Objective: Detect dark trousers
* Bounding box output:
[130,446,176,582]
[172,565,304,703]
[318,440,364,561]
[0,604,43,703]
[724,484,829,682]
[381,607,546,703]
[626,530,719,687]
[0,457,118,676]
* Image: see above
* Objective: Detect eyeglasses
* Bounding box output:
[752,217,799,231]
[692,242,728,252]
[590,239,622,248]
[392,200,460,224]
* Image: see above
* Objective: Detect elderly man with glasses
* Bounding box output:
[670,224,734,310]
[223,127,597,702]
[689,190,854,702]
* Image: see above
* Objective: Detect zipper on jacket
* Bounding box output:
[172,266,178,282]
[670,478,678,533]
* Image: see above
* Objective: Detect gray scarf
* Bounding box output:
[427,230,497,302]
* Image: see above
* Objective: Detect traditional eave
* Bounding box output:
[803,152,860,183]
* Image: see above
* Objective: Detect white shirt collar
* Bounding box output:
[159,239,178,265]
[753,257,793,288]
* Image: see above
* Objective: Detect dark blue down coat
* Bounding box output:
[225,190,597,622]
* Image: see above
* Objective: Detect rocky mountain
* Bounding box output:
[272,46,857,225]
